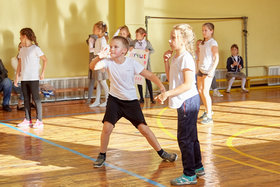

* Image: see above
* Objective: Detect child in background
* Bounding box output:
[90,36,177,168]
[15,28,47,128]
[226,44,248,93]
[113,25,133,45]
[86,24,99,104]
[197,23,219,125]
[156,24,204,185]
[89,21,109,108]
[131,28,155,104]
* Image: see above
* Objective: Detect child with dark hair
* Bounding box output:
[226,44,248,93]
[130,27,155,104]
[15,28,47,128]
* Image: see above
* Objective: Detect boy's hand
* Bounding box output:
[155,92,168,104]
[98,46,110,59]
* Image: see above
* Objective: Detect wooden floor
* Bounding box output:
[0,88,280,187]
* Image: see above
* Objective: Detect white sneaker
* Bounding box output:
[89,102,100,107]
[99,102,107,107]
[33,119,44,128]
[213,89,223,97]
[226,88,231,93]
[241,88,249,93]
[17,119,32,128]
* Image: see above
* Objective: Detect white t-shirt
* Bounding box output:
[94,36,108,55]
[100,57,144,100]
[198,38,218,74]
[18,45,44,81]
[169,51,198,109]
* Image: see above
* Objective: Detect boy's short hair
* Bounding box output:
[231,44,239,50]
[112,36,129,51]
[135,27,147,35]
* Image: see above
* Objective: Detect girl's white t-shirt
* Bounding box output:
[198,38,218,74]
[101,57,144,100]
[94,36,108,55]
[169,51,198,109]
[18,45,44,81]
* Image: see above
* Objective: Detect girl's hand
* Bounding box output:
[238,65,242,69]
[98,46,110,59]
[129,47,134,51]
[233,61,238,66]
[40,73,44,80]
[14,79,18,87]
[145,49,150,53]
[163,50,173,62]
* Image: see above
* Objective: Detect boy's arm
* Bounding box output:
[139,69,165,93]
[40,55,47,80]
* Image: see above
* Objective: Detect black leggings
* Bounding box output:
[137,79,153,101]
[21,81,42,121]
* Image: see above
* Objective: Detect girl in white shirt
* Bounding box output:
[15,28,47,128]
[156,24,204,185]
[197,23,219,124]
[89,21,109,108]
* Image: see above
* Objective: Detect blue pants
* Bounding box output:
[177,94,203,176]
[0,78,12,106]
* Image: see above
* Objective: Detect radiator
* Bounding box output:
[267,66,280,86]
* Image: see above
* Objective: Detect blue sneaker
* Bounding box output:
[170,174,197,185]
[195,167,205,177]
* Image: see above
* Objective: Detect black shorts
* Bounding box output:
[197,70,208,77]
[102,95,147,128]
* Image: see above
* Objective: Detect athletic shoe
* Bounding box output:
[33,119,44,128]
[99,102,107,107]
[226,88,231,93]
[195,167,205,177]
[94,154,106,168]
[170,174,197,185]
[213,89,223,97]
[160,151,178,162]
[89,101,100,107]
[151,100,156,104]
[201,117,213,125]
[241,88,249,93]
[17,119,32,128]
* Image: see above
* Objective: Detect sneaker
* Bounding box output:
[170,174,197,185]
[99,102,107,107]
[195,167,205,177]
[213,89,223,97]
[160,151,178,162]
[151,100,156,104]
[17,119,32,128]
[198,111,207,120]
[201,117,213,125]
[3,105,12,112]
[241,88,249,93]
[226,88,231,93]
[89,101,100,107]
[86,99,91,104]
[33,119,44,128]
[94,154,106,168]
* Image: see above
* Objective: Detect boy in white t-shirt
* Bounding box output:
[89,36,177,168]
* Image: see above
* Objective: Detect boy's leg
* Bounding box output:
[138,124,177,162]
[100,121,114,153]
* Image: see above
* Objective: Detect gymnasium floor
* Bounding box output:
[0,88,280,187]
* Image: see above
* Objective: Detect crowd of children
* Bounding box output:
[5,21,249,185]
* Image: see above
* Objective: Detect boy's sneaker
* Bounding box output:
[170,174,197,185]
[201,117,213,125]
[94,154,106,168]
[17,119,32,128]
[160,151,178,162]
[226,88,231,93]
[241,88,249,93]
[195,167,205,177]
[213,89,223,97]
[33,119,44,128]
